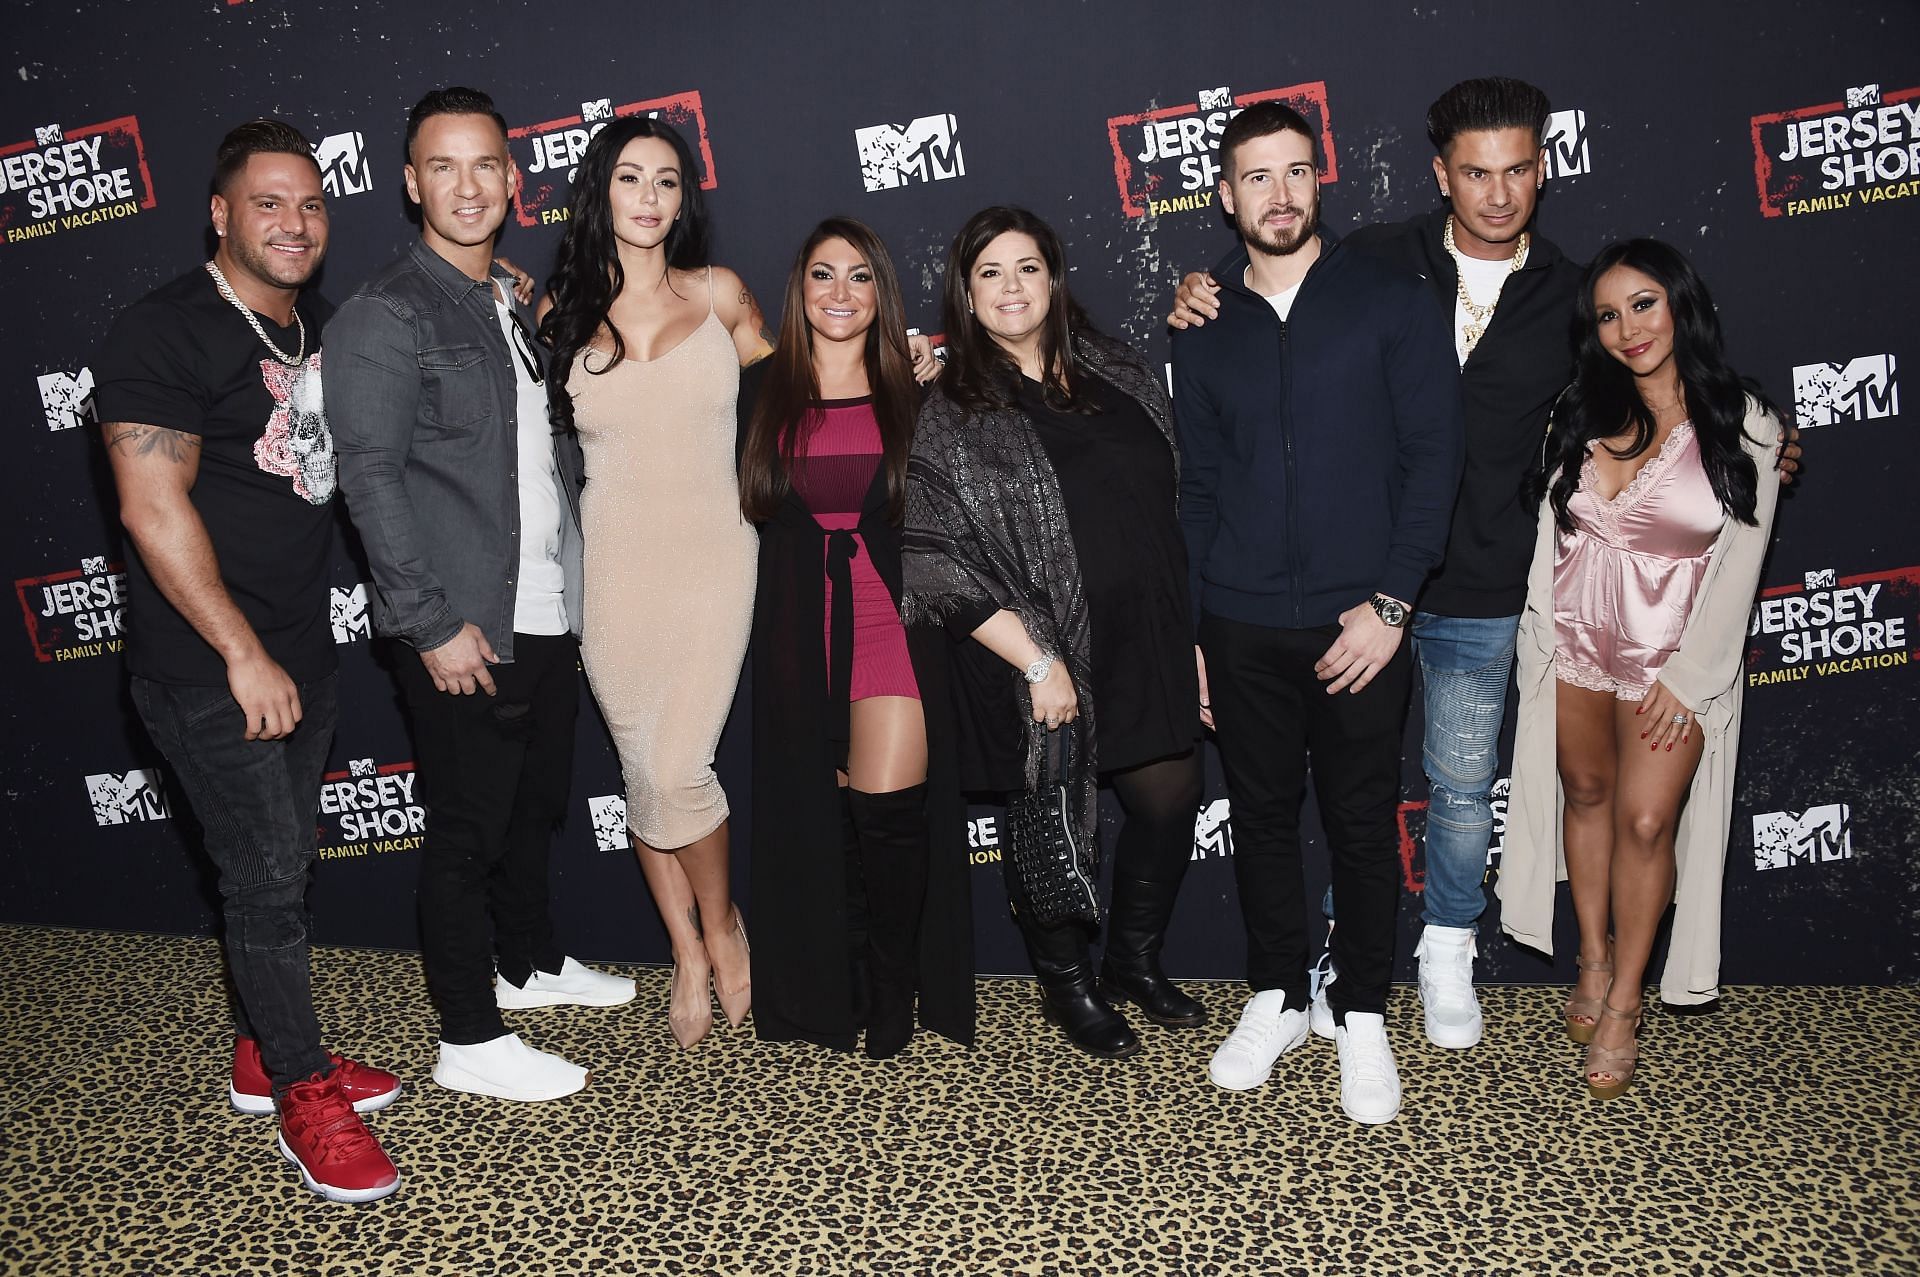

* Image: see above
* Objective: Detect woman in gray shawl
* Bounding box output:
[902,207,1205,1059]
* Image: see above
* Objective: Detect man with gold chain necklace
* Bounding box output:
[1169,78,1800,1041]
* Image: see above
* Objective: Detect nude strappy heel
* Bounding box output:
[1583,1000,1642,1101]
[1564,947,1614,1045]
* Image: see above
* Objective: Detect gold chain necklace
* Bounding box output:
[204,260,307,366]
[1444,216,1528,359]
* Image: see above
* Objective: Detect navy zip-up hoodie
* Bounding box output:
[1172,232,1464,632]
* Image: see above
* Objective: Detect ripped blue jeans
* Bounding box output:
[1411,612,1519,929]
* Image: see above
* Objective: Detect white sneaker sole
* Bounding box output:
[1423,1009,1484,1050]
[431,1060,590,1102]
[277,1133,400,1204]
[231,1083,401,1116]
[494,980,638,1010]
[1207,1017,1310,1091]
[1340,1091,1403,1125]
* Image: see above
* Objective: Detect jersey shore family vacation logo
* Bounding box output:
[1105,81,1338,220]
[0,117,157,246]
[317,757,424,860]
[86,768,171,825]
[1747,566,1918,687]
[17,556,125,662]
[1792,352,1899,428]
[1749,82,1920,217]
[855,114,964,192]
[38,366,95,431]
[1752,802,1853,872]
[509,92,715,228]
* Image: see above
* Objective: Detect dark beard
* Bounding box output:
[1240,199,1320,257]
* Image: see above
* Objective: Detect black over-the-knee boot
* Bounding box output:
[841,788,871,1031]
[1001,855,1139,1059]
[846,785,930,1059]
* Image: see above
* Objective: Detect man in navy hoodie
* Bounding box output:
[1174,101,1463,1124]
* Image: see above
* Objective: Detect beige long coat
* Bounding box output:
[1497,402,1782,1006]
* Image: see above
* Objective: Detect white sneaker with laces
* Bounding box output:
[1207,990,1310,1091]
[495,956,637,1010]
[1335,1011,1402,1125]
[1414,924,1483,1049]
[433,1033,589,1102]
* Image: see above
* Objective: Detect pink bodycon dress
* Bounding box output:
[1553,422,1724,700]
[789,397,919,702]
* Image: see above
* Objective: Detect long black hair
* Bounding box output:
[739,217,919,524]
[939,205,1095,414]
[1536,238,1775,532]
[540,116,710,432]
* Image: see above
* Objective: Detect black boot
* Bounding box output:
[1003,859,1139,1059]
[841,790,871,1031]
[846,785,930,1059]
[1099,876,1208,1027]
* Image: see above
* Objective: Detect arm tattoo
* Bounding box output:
[106,424,202,463]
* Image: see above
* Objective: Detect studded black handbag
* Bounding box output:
[1003,722,1100,926]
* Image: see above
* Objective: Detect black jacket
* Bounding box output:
[1171,232,1464,631]
[1345,209,1583,617]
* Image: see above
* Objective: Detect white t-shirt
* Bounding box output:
[493,290,569,636]
[1262,282,1302,323]
[1453,253,1516,364]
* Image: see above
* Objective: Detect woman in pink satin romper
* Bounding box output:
[1523,239,1783,1101]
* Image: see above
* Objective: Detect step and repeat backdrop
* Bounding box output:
[3,1,1915,985]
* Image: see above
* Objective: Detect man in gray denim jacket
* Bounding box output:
[325,86,632,1104]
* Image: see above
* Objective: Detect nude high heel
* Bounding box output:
[713,910,752,1029]
[1583,1000,1643,1101]
[668,958,713,1050]
[1564,947,1614,1045]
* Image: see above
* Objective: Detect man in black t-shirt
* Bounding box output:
[95,120,400,1204]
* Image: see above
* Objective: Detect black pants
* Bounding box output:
[401,632,577,1044]
[131,672,338,1091]
[1200,613,1411,1020]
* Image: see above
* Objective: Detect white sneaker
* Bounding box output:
[1335,1012,1402,1125]
[1308,966,1338,1042]
[495,956,637,1010]
[1208,990,1310,1091]
[1414,924,1483,1050]
[433,1033,589,1102]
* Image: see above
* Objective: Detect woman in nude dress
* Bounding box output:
[1501,239,1782,1099]
[539,117,771,1048]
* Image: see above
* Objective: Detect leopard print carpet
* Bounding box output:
[1,924,1914,1276]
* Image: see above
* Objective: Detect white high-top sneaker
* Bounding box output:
[1415,924,1483,1050]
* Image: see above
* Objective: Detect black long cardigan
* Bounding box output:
[742,373,975,1052]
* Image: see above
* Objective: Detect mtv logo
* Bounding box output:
[86,769,171,825]
[855,114,964,192]
[1198,86,1233,111]
[330,583,370,643]
[349,758,379,778]
[313,132,372,198]
[1752,803,1852,871]
[1544,109,1590,179]
[1804,568,1837,590]
[1794,354,1899,427]
[1847,84,1881,107]
[36,123,62,145]
[589,794,629,852]
[81,556,107,576]
[581,98,613,122]
[38,367,95,431]
[1192,797,1233,860]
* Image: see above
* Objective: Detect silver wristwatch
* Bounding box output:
[1368,594,1411,628]
[1022,653,1056,684]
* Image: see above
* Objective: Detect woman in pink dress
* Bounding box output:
[1500,239,1782,1099]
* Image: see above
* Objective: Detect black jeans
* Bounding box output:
[131,671,338,1091]
[401,632,576,1044]
[1199,613,1412,1021]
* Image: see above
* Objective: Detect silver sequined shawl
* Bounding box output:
[902,330,1179,848]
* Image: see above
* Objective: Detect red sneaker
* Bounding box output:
[277,1071,401,1203]
[231,1037,402,1115]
